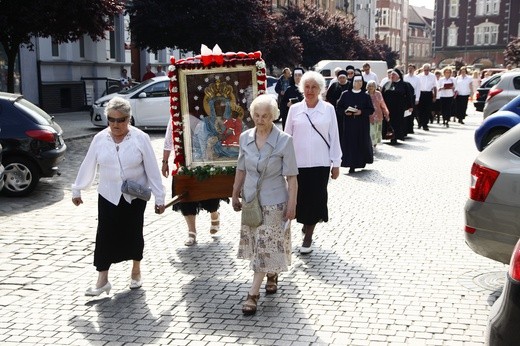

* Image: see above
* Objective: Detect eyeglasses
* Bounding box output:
[107,116,128,123]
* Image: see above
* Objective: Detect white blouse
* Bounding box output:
[284,99,342,168]
[72,126,165,206]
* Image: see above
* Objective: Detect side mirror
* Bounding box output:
[138,92,147,98]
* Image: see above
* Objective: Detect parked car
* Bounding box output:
[91,76,170,128]
[474,94,520,151]
[464,123,520,264]
[486,238,520,344]
[483,70,520,118]
[0,141,4,192]
[480,68,506,80]
[474,73,502,112]
[0,92,67,196]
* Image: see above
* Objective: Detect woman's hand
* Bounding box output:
[284,206,296,220]
[154,205,165,214]
[72,197,83,206]
[232,196,242,212]
[331,167,339,179]
[161,162,169,178]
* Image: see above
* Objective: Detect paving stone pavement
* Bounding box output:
[0,106,507,345]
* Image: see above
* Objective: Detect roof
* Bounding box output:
[409,5,433,27]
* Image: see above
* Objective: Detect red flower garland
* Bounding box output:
[168,50,266,175]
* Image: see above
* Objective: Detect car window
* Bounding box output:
[14,98,53,125]
[142,81,169,97]
[486,75,501,88]
[513,77,520,90]
[511,140,520,157]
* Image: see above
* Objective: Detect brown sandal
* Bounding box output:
[242,294,260,315]
[210,213,220,235]
[265,273,278,294]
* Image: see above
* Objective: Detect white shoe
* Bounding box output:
[299,245,313,254]
[130,279,142,289]
[85,282,111,296]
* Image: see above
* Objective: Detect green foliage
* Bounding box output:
[504,37,520,67]
[177,165,236,181]
[0,0,124,92]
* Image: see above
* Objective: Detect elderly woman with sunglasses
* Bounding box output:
[72,96,165,297]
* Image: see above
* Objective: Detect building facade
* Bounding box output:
[433,0,519,68]
[1,13,177,113]
[408,6,434,68]
[375,0,409,66]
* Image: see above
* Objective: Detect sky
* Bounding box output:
[408,0,434,10]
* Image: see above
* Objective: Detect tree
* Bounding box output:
[374,42,399,68]
[261,19,303,71]
[504,37,520,67]
[128,0,276,54]
[0,0,124,93]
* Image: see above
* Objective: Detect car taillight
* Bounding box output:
[509,241,520,281]
[469,163,499,202]
[25,129,56,143]
[486,87,503,100]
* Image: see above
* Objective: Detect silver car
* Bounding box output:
[483,70,520,118]
[464,123,520,264]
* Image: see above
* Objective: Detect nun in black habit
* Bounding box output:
[381,68,414,144]
[336,75,375,173]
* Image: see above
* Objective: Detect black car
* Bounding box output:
[0,92,67,196]
[474,74,502,112]
[0,141,4,192]
[487,238,520,344]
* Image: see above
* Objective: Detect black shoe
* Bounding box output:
[460,120,464,124]
[349,168,355,173]
[446,122,449,128]
[423,126,429,131]
[390,139,397,145]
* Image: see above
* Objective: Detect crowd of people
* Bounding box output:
[72,62,480,315]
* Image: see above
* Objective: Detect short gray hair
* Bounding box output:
[298,71,326,95]
[249,94,280,121]
[105,96,132,118]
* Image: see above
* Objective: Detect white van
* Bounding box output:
[313,60,389,84]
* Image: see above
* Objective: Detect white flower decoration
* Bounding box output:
[172,87,178,92]
[257,81,264,85]
[197,85,203,91]
[168,65,175,72]
[215,75,220,80]
[195,106,200,111]
[234,81,239,86]
[194,95,199,100]
[170,75,177,82]
[225,76,230,81]
[204,78,209,83]
[242,98,246,104]
[239,89,244,94]
[256,61,266,69]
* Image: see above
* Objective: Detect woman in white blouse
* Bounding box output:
[72,97,165,297]
[284,71,342,254]
[437,67,456,127]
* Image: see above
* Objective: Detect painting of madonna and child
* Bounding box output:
[178,66,259,167]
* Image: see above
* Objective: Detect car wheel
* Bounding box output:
[1,157,40,197]
[483,128,508,149]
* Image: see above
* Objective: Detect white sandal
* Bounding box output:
[210,213,220,235]
[184,232,197,246]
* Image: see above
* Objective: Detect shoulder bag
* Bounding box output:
[305,113,330,149]
[117,145,152,201]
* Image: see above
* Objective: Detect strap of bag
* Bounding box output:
[304,113,330,149]
[115,145,126,181]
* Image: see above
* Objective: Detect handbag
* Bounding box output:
[116,145,152,201]
[241,135,276,228]
[383,121,395,140]
[241,194,262,228]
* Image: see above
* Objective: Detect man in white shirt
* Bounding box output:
[454,66,473,124]
[403,64,420,134]
[379,69,393,88]
[416,63,437,131]
[362,63,379,85]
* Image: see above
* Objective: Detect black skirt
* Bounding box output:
[94,194,147,271]
[296,167,330,225]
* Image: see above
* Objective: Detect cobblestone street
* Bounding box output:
[0,107,507,345]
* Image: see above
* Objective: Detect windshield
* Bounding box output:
[118,79,152,95]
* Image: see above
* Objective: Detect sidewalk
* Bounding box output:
[51,111,102,141]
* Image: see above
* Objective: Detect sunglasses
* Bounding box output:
[107,116,128,123]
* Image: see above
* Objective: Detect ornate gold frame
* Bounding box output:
[178,65,258,168]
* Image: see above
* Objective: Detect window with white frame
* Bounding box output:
[448,25,458,46]
[474,22,499,45]
[380,9,389,26]
[476,0,500,16]
[449,0,459,18]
